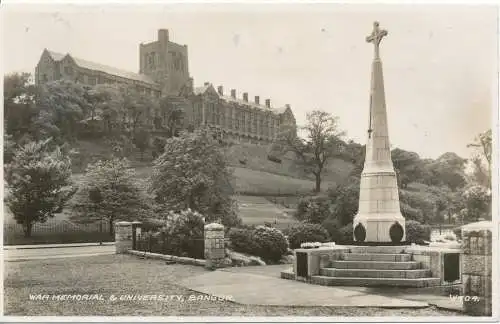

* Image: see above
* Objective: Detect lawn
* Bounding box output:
[232,167,322,195]
[4,254,461,316]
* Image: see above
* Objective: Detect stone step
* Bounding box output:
[331,260,420,270]
[310,276,441,288]
[348,246,408,254]
[343,253,411,262]
[320,268,431,279]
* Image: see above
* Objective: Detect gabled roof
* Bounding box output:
[44,49,157,85]
[193,84,212,95]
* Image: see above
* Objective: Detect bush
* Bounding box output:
[405,220,431,244]
[252,226,288,263]
[295,196,332,224]
[228,228,259,254]
[338,223,354,244]
[228,226,288,263]
[165,209,205,259]
[286,223,330,249]
[321,218,341,240]
[141,218,166,232]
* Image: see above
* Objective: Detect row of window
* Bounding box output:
[203,104,280,126]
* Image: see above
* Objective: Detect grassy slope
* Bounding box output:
[5,139,355,229]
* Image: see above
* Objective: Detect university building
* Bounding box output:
[35,29,296,144]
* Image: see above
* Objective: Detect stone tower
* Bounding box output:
[353,22,405,243]
[139,29,190,96]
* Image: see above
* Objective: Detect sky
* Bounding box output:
[1,3,497,159]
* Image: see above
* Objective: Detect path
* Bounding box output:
[180,264,463,311]
[3,243,115,261]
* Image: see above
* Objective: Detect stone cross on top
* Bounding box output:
[366,21,388,59]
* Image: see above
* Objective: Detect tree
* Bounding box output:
[71,158,151,235]
[158,96,184,137]
[120,86,157,135]
[4,139,76,237]
[4,73,39,140]
[424,152,467,191]
[328,176,361,226]
[149,128,240,228]
[276,110,345,192]
[391,148,425,189]
[83,84,123,135]
[467,129,492,188]
[35,80,90,142]
[461,185,491,222]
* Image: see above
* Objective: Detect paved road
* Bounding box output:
[4,244,115,261]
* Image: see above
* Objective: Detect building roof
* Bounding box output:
[192,83,291,115]
[193,84,211,95]
[46,50,157,85]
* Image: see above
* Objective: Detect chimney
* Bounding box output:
[265,99,271,108]
[231,89,236,98]
[255,96,260,105]
[217,86,223,95]
[204,82,210,86]
[158,29,169,43]
[243,92,248,102]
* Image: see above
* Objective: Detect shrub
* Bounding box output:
[405,220,431,244]
[321,218,341,241]
[252,226,288,263]
[141,218,166,232]
[338,222,354,244]
[286,223,330,249]
[165,209,205,259]
[295,196,332,224]
[228,228,259,254]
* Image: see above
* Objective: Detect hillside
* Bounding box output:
[70,139,355,192]
[224,143,354,185]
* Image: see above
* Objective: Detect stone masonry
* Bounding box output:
[353,21,405,243]
[115,221,133,254]
[461,221,493,316]
[204,223,226,269]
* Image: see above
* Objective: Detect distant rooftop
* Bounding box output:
[46,50,156,85]
[193,83,291,115]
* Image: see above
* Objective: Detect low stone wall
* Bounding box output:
[405,245,462,286]
[127,250,206,266]
[461,221,492,316]
[293,246,351,279]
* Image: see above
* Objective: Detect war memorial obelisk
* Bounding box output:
[353,22,406,243]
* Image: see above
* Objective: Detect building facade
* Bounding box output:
[34,29,296,144]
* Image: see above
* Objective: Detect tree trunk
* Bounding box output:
[314,173,321,193]
[23,222,33,238]
[109,218,114,236]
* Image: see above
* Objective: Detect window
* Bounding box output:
[42,74,48,82]
[88,76,96,85]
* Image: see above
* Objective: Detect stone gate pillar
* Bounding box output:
[204,223,225,269]
[461,221,492,316]
[115,221,133,254]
